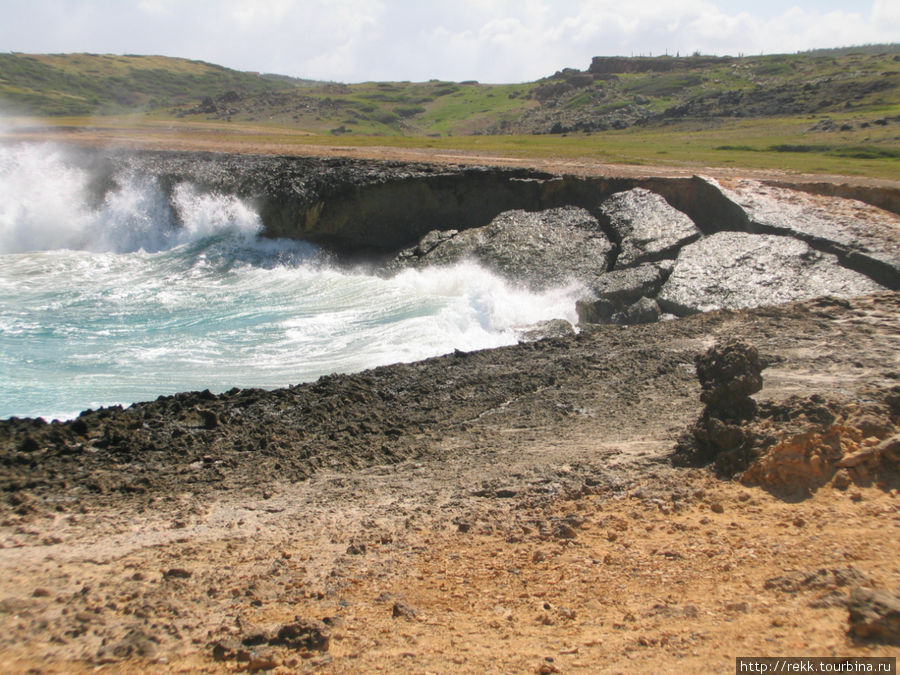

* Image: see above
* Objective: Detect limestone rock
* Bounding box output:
[576,262,672,324]
[658,232,885,315]
[600,188,700,267]
[708,178,900,288]
[388,206,613,290]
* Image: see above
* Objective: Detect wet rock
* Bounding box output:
[576,262,672,324]
[600,188,700,267]
[517,319,576,343]
[658,232,885,315]
[847,587,900,644]
[387,207,613,290]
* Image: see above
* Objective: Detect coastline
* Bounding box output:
[1,139,899,671]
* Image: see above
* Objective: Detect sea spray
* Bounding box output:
[0,143,582,420]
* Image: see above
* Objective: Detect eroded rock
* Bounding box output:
[673,341,765,472]
[658,232,885,315]
[387,206,613,290]
[600,187,700,267]
[709,178,900,288]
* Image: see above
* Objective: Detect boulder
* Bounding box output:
[576,262,672,324]
[619,296,661,325]
[388,206,613,290]
[658,232,885,315]
[600,188,700,267]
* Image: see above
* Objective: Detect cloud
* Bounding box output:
[0,1,895,82]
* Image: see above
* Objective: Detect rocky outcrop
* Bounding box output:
[600,187,701,267]
[387,207,613,290]
[83,150,898,327]
[676,342,766,471]
[699,177,900,288]
[576,262,673,324]
[589,55,731,74]
[657,232,885,315]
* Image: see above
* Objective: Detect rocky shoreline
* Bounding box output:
[84,150,900,324]
[1,150,899,671]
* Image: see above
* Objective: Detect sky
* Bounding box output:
[1,0,898,83]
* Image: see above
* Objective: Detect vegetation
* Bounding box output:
[1,47,897,178]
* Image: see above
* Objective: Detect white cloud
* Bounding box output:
[0,0,895,82]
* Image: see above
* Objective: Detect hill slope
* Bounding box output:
[0,53,295,116]
[2,48,898,136]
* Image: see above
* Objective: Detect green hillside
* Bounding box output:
[2,48,897,135]
[1,48,898,178]
[0,53,294,116]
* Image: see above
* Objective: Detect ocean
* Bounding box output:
[0,142,581,420]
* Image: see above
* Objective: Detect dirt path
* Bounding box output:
[1,293,898,672]
[4,125,900,190]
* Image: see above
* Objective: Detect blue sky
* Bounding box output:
[1,1,897,82]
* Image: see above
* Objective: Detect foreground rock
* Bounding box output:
[673,323,899,494]
[847,588,900,645]
[658,232,885,315]
[677,342,766,470]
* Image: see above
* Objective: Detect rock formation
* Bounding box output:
[657,232,884,315]
[72,150,899,329]
[600,187,700,268]
[387,206,613,290]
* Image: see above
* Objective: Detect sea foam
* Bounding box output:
[0,143,581,420]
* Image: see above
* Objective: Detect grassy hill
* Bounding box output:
[1,48,898,178]
[0,53,300,116]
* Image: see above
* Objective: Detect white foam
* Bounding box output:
[0,143,265,254]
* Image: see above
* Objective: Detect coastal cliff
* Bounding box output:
[95,150,898,320]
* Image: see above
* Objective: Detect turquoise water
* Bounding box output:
[0,143,581,420]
